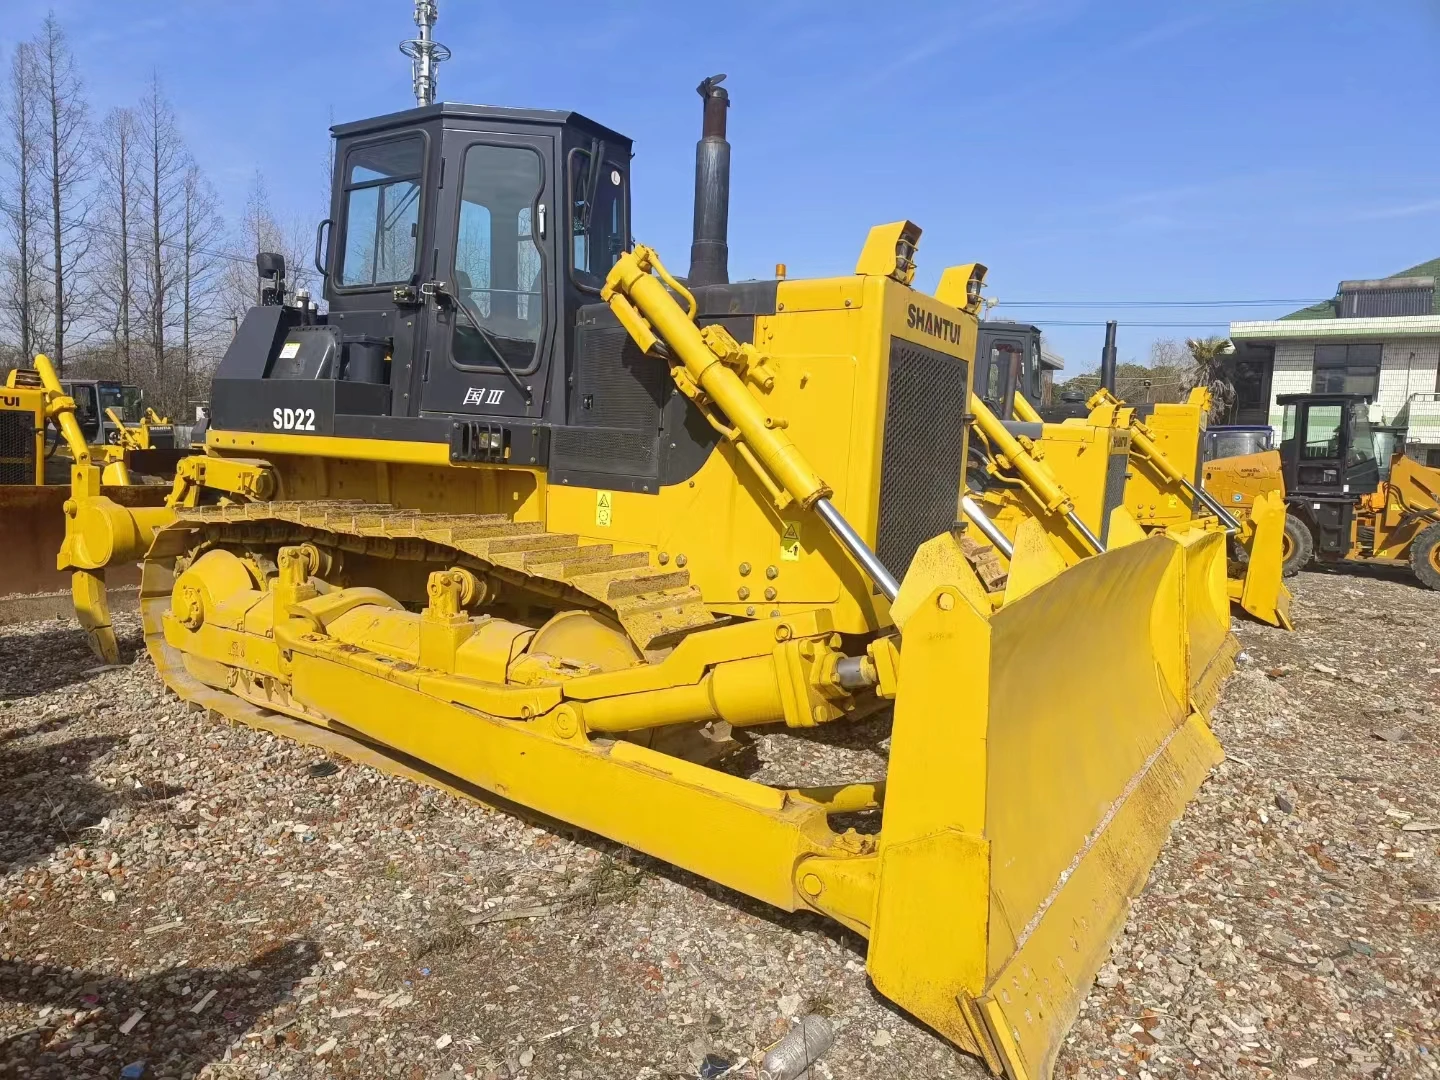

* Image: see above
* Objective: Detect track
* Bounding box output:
[147,500,716,653]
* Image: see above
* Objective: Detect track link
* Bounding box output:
[148,499,715,651]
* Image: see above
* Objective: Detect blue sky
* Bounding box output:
[6,0,1440,369]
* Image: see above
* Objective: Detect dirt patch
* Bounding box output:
[0,567,1435,1079]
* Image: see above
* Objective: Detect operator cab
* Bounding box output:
[324,102,632,423]
[61,379,146,446]
[212,102,642,458]
[1277,393,1380,498]
[975,321,1043,418]
[212,84,766,495]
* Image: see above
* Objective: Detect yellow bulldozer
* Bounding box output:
[0,366,171,620]
[43,72,1236,1080]
[963,320,1293,630]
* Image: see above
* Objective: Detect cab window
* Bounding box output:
[570,148,626,281]
[67,383,98,439]
[452,143,545,372]
[97,384,126,420]
[1302,405,1342,459]
[987,342,1020,403]
[1347,403,1376,467]
[340,137,424,287]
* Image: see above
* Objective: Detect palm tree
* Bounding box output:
[1185,335,1235,421]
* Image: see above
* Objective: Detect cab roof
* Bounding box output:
[331,102,631,147]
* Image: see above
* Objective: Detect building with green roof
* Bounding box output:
[1228,259,1440,459]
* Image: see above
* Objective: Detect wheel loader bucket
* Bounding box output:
[1228,490,1293,631]
[870,531,1224,1080]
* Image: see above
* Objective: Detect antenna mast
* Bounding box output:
[400,0,451,108]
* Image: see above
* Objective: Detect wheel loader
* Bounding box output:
[1202,392,1440,588]
[969,319,1293,629]
[46,73,1235,1080]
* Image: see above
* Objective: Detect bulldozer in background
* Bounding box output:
[0,366,171,620]
[43,59,1237,1080]
[967,319,1294,630]
[56,377,189,481]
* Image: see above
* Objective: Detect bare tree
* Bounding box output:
[134,74,188,392]
[31,11,91,373]
[221,170,313,330]
[92,106,140,379]
[0,42,47,365]
[1149,339,1188,369]
[179,164,224,410]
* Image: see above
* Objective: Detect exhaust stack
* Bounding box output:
[687,75,731,288]
[1099,319,1118,392]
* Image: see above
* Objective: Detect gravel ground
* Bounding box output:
[0,567,1435,1080]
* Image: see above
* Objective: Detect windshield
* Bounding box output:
[1303,404,1343,459]
[122,385,143,422]
[97,384,125,415]
[1208,430,1270,460]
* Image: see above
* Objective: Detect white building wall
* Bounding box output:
[1262,337,1440,443]
[1383,339,1440,447]
[1266,342,1313,430]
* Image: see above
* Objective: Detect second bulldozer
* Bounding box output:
[968,320,1293,630]
[53,80,1231,1080]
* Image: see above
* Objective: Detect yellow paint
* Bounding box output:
[56,226,1236,1080]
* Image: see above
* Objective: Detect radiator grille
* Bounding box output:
[550,427,657,479]
[573,326,668,431]
[1101,444,1129,545]
[875,338,969,581]
[0,409,35,485]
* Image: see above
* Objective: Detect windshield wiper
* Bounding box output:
[444,286,532,405]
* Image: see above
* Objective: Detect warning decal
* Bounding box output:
[780,522,801,561]
[595,490,613,527]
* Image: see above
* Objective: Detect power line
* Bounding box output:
[1024,319,1235,328]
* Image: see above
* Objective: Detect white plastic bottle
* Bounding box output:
[759,1014,835,1080]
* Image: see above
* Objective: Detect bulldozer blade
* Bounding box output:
[870,531,1224,1080]
[1169,526,1239,715]
[0,484,164,627]
[0,486,72,613]
[1230,490,1294,631]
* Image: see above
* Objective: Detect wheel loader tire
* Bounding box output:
[1281,515,1312,578]
[1407,522,1440,590]
[1232,514,1311,577]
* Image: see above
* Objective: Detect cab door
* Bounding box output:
[421,132,555,420]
